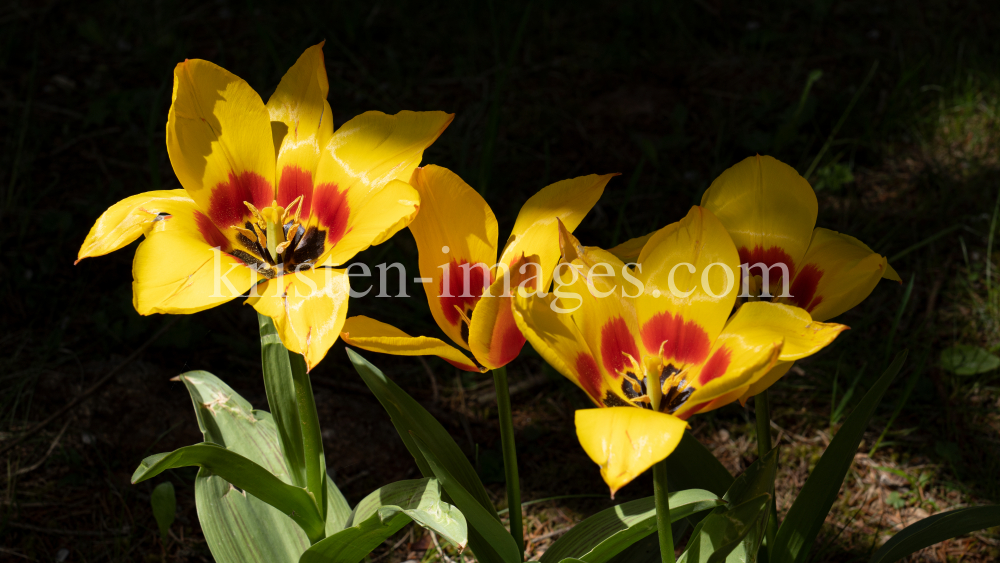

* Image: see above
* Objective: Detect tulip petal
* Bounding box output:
[701,155,817,295]
[310,111,453,250]
[248,267,350,371]
[77,189,193,263]
[607,231,655,263]
[318,179,420,267]
[498,173,615,289]
[513,292,629,408]
[167,59,275,235]
[634,206,741,369]
[466,254,541,370]
[133,200,257,315]
[406,165,499,350]
[341,316,482,372]
[738,361,795,405]
[267,42,334,220]
[779,228,898,322]
[575,407,687,497]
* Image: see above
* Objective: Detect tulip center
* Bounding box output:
[229,197,327,278]
[617,351,694,414]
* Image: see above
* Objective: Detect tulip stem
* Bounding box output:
[754,390,779,556]
[653,460,676,563]
[492,366,523,558]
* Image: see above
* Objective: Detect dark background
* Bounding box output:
[2,0,999,561]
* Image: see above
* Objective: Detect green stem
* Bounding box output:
[492,366,523,558]
[653,460,675,563]
[754,391,778,556]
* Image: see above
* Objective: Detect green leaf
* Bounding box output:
[868,505,1000,563]
[666,432,734,497]
[346,349,505,561]
[939,344,1000,375]
[539,490,721,563]
[771,351,908,563]
[300,478,467,563]
[260,313,328,519]
[176,371,350,562]
[721,447,779,562]
[150,481,176,541]
[678,494,771,563]
[412,432,522,563]
[132,443,326,543]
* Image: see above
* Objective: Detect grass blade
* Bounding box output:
[770,351,909,563]
[868,506,1000,563]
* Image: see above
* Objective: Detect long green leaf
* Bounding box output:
[413,432,522,563]
[300,478,467,563]
[723,447,779,562]
[868,506,1000,563]
[260,313,328,519]
[177,371,349,562]
[666,432,734,497]
[678,494,771,563]
[540,490,722,563]
[771,351,908,563]
[150,481,176,541]
[133,443,326,543]
[347,349,505,561]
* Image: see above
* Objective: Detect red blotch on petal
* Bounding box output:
[488,301,527,367]
[312,183,350,246]
[698,347,732,385]
[788,263,824,312]
[208,171,274,228]
[575,353,604,402]
[600,317,640,378]
[277,165,314,218]
[739,245,796,294]
[640,312,711,366]
[195,211,230,251]
[439,259,492,326]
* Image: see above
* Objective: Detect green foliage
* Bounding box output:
[868,506,1000,563]
[940,344,1000,375]
[150,481,176,541]
[300,478,467,563]
[770,351,908,563]
[539,490,722,563]
[665,433,735,497]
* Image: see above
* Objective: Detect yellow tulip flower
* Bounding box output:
[611,155,901,401]
[77,43,452,371]
[341,165,615,371]
[512,207,846,495]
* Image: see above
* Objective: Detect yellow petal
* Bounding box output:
[467,254,540,370]
[267,42,335,220]
[248,267,350,371]
[77,189,192,263]
[132,200,257,315]
[779,228,898,322]
[498,173,616,289]
[575,407,687,497]
[407,165,499,350]
[554,227,645,398]
[607,231,655,263]
[701,155,817,296]
[677,301,844,415]
[167,58,275,235]
[738,361,795,404]
[634,206,741,368]
[341,316,482,372]
[310,110,453,250]
[511,270,637,410]
[319,179,420,266]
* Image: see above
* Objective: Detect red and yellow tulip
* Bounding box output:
[341,165,615,371]
[77,43,452,371]
[611,155,901,400]
[512,207,846,495]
